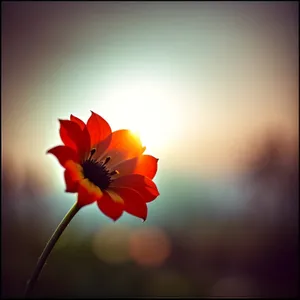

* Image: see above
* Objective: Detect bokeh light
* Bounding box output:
[92,224,131,264]
[129,227,171,267]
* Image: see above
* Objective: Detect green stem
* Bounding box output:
[24,202,81,298]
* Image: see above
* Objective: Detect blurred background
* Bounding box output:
[2,1,298,298]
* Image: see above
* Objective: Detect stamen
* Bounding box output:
[110,170,119,176]
[89,148,96,160]
[103,156,111,165]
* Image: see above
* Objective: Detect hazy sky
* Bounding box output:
[2,1,298,187]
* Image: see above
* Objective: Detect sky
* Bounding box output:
[2,1,298,221]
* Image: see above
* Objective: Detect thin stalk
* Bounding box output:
[24,202,81,298]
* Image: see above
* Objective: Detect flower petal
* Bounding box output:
[64,169,79,193]
[65,160,84,182]
[47,145,79,167]
[113,155,159,179]
[111,174,159,203]
[59,119,81,150]
[134,155,158,179]
[100,130,145,168]
[77,178,103,207]
[70,114,85,130]
[90,131,113,161]
[87,111,112,147]
[97,189,124,221]
[110,187,148,221]
[59,119,90,159]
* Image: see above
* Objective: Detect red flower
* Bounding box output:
[47,111,159,221]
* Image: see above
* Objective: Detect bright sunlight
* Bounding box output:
[100,76,183,155]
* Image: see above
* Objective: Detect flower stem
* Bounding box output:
[24,202,81,298]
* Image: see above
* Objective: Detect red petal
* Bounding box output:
[77,179,103,207]
[97,189,124,221]
[87,111,112,147]
[114,155,158,179]
[134,155,158,179]
[59,119,81,150]
[59,119,90,159]
[101,130,144,168]
[90,132,113,161]
[111,174,159,203]
[111,187,148,221]
[70,114,85,130]
[47,145,79,167]
[65,160,84,182]
[64,169,79,193]
[81,125,92,160]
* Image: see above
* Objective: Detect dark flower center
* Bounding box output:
[81,148,118,190]
[82,159,112,190]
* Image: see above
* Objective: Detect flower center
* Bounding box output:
[81,150,117,190]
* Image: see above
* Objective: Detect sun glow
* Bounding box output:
[101,76,183,156]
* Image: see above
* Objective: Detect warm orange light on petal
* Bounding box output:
[87,111,112,147]
[114,155,158,179]
[102,130,144,167]
[64,169,79,193]
[65,160,84,182]
[110,187,148,221]
[111,174,159,202]
[77,179,103,207]
[47,145,79,167]
[70,114,85,130]
[134,155,158,179]
[97,189,124,221]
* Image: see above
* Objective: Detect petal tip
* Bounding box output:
[46,147,57,155]
[58,119,67,126]
[59,119,70,124]
[65,188,76,193]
